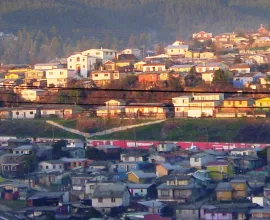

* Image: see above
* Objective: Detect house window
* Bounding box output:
[16,112,19,115]
[40,165,43,169]
[30,111,33,115]
[158,67,162,71]
[161,190,169,197]
[83,65,85,68]
[4,166,9,171]
[70,59,72,62]
[11,166,16,171]
[96,52,100,55]
[60,72,64,75]
[77,57,80,62]
[49,72,53,75]
[90,185,94,189]
[53,165,56,169]
[111,198,116,203]
[146,67,150,71]
[70,66,72,68]
[194,158,200,162]
[104,74,109,77]
[98,198,103,203]
[46,166,49,169]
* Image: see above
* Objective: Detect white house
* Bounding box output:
[12,145,33,155]
[92,184,131,213]
[142,63,166,72]
[119,48,141,59]
[157,143,178,152]
[67,53,97,78]
[187,100,220,118]
[46,68,75,87]
[21,89,46,101]
[193,93,224,101]
[127,183,152,197]
[82,48,118,60]
[166,45,189,56]
[11,107,41,119]
[34,62,64,70]
[38,160,66,172]
[230,148,257,157]
[91,70,124,85]
[67,139,85,148]
[195,62,228,73]
[172,96,193,118]
[190,153,216,169]
[120,153,145,162]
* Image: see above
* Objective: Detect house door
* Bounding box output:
[76,64,81,75]
[137,109,144,117]
[23,112,26,118]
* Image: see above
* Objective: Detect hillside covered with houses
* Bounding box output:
[2,25,270,120]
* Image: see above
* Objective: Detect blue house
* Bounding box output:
[233,72,264,88]
[111,161,151,173]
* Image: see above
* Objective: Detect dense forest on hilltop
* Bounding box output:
[1,0,270,64]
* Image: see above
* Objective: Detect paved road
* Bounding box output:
[47,119,166,138]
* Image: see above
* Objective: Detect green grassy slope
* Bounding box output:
[0,119,83,139]
[92,118,270,143]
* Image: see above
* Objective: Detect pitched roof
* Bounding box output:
[215,182,233,191]
[138,200,164,208]
[127,183,152,189]
[129,171,156,179]
[92,184,127,198]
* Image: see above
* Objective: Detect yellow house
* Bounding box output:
[104,60,116,71]
[222,97,254,108]
[25,69,45,83]
[127,171,156,184]
[206,161,234,180]
[255,98,270,111]
[199,52,215,59]
[169,65,195,72]
[230,179,248,199]
[96,99,126,118]
[156,163,179,177]
[216,182,233,201]
[134,61,146,71]
[116,60,132,68]
[5,72,25,79]
[184,51,200,58]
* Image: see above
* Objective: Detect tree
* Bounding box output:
[167,75,183,90]
[184,67,201,87]
[212,69,231,84]
[52,140,67,159]
[155,43,165,55]
[85,147,106,160]
[234,55,242,64]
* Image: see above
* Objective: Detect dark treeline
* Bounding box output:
[1,0,270,63]
[0,28,152,64]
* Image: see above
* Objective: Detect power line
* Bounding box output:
[0,83,269,94]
